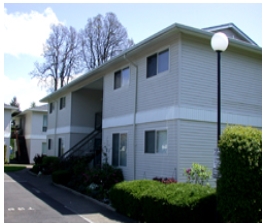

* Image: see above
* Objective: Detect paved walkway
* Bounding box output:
[5,167,136,223]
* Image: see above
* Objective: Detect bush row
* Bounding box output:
[52,163,124,201]
[109,180,216,223]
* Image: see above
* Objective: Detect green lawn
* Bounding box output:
[4,164,27,172]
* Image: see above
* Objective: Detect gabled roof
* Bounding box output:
[202,23,258,46]
[40,22,261,103]
[14,104,48,117]
[4,103,19,111]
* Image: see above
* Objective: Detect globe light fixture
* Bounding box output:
[211,32,229,52]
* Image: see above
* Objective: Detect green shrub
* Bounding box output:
[52,170,71,185]
[33,154,46,165]
[42,156,60,174]
[217,125,262,223]
[31,164,41,174]
[109,180,216,222]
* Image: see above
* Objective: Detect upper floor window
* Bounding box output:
[114,67,130,89]
[145,130,167,154]
[60,97,66,110]
[49,102,54,114]
[42,114,47,132]
[147,49,169,78]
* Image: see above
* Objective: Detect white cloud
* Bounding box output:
[4,7,60,57]
[3,75,48,111]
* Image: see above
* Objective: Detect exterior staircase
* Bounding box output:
[59,112,102,168]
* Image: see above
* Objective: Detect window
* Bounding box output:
[114,67,130,89]
[145,130,167,153]
[49,103,54,114]
[112,133,127,166]
[42,142,47,155]
[58,138,64,157]
[48,139,52,150]
[147,49,169,78]
[42,115,47,132]
[60,97,66,110]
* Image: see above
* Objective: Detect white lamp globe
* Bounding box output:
[211,32,229,52]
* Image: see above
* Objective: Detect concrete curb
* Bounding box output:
[52,182,116,212]
[27,169,116,212]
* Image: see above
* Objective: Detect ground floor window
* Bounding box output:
[48,139,52,150]
[145,130,167,154]
[58,138,64,157]
[112,133,127,166]
[42,142,47,155]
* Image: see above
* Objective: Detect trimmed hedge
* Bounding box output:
[109,180,216,222]
[52,170,71,185]
[217,126,262,223]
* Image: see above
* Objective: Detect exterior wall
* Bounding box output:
[46,93,71,156]
[24,113,32,136]
[47,89,103,156]
[180,35,261,120]
[177,34,261,186]
[103,63,135,119]
[102,36,181,180]
[135,120,178,180]
[27,139,46,163]
[216,28,248,43]
[4,108,12,161]
[136,39,179,113]
[22,111,47,163]
[71,88,103,139]
[103,35,180,128]
[102,32,261,184]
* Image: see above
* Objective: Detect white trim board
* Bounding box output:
[103,106,261,128]
[47,126,94,135]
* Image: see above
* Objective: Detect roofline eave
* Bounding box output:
[40,22,262,103]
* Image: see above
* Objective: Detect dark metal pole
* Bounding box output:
[216,50,222,223]
[217,51,221,142]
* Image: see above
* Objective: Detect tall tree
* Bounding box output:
[79,12,134,71]
[10,96,20,109]
[30,102,36,108]
[30,24,81,92]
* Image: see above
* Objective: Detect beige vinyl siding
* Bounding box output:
[71,89,103,129]
[103,65,135,119]
[57,94,71,128]
[216,28,249,43]
[221,51,261,116]
[135,120,178,180]
[137,40,179,113]
[178,120,231,187]
[47,103,57,130]
[180,35,261,118]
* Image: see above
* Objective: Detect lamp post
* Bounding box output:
[211,31,228,223]
[211,32,229,143]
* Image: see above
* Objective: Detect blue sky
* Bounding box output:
[3,2,262,111]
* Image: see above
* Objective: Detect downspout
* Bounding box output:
[124,54,138,180]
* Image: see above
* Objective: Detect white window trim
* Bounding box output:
[113,66,130,90]
[144,128,168,154]
[146,47,170,79]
